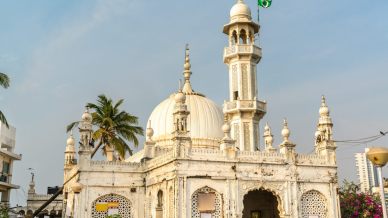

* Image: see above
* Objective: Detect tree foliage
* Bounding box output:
[67,95,143,160]
[339,180,383,218]
[0,73,10,128]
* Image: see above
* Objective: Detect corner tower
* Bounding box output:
[223,0,266,151]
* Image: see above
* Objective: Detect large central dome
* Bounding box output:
[147,47,224,148]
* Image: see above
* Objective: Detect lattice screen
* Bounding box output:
[91,193,132,218]
[300,190,327,218]
[191,186,222,218]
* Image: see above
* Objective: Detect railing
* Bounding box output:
[237,151,285,163]
[224,44,262,57]
[224,100,266,112]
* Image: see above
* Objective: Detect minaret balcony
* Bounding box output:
[223,100,266,113]
[223,44,262,63]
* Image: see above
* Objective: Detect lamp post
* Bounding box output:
[366,147,388,218]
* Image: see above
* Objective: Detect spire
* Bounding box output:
[263,122,276,152]
[28,172,35,195]
[182,44,193,93]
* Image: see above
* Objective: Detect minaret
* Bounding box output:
[315,96,336,164]
[28,172,35,197]
[223,0,266,151]
[78,108,93,166]
[172,50,192,157]
[64,132,76,170]
[263,123,276,153]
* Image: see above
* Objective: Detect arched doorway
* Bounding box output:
[242,189,280,218]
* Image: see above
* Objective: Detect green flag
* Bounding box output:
[258,0,272,8]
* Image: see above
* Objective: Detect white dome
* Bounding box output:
[147,92,224,147]
[230,0,251,19]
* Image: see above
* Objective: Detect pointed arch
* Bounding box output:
[240,184,286,217]
[232,30,238,45]
[191,186,223,218]
[239,29,247,44]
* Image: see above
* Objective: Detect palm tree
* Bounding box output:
[0,73,10,128]
[67,95,143,160]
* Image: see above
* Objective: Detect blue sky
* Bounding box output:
[0,0,387,206]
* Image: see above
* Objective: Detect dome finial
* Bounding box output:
[146,120,154,142]
[319,95,330,116]
[281,118,290,142]
[182,44,193,93]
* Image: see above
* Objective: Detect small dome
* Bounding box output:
[67,135,75,146]
[147,93,224,147]
[81,110,92,122]
[230,0,251,19]
[222,122,231,133]
[72,182,83,193]
[174,92,186,103]
[319,95,330,116]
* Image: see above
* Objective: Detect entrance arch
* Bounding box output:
[242,189,280,218]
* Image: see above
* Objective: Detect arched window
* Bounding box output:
[232,30,238,45]
[248,31,254,44]
[156,190,164,218]
[239,29,247,44]
[91,193,132,218]
[157,190,163,207]
[191,186,222,218]
[300,190,327,218]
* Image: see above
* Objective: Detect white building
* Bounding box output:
[0,122,21,205]
[62,1,341,217]
[15,174,63,218]
[355,148,379,193]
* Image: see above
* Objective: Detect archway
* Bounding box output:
[242,189,280,218]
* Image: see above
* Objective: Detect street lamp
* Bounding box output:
[366,147,388,218]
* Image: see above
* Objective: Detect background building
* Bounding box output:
[355,148,379,193]
[0,122,21,205]
[16,174,62,218]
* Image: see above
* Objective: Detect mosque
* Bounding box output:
[62,1,340,217]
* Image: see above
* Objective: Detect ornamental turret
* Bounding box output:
[315,96,336,164]
[28,172,35,196]
[279,119,296,158]
[64,132,77,170]
[78,107,93,165]
[223,0,266,151]
[263,123,276,153]
[172,47,192,157]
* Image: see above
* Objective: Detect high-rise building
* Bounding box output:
[0,122,22,205]
[355,148,379,193]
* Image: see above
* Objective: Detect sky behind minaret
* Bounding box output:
[1,0,387,206]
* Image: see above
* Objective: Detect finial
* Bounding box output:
[178,79,182,92]
[321,95,326,107]
[319,95,330,116]
[237,0,244,3]
[281,118,290,142]
[146,120,154,141]
[182,44,193,93]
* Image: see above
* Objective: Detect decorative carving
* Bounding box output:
[91,194,132,218]
[191,186,222,218]
[300,190,327,218]
[241,64,248,99]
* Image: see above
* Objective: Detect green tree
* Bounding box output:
[0,73,10,128]
[67,95,143,160]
